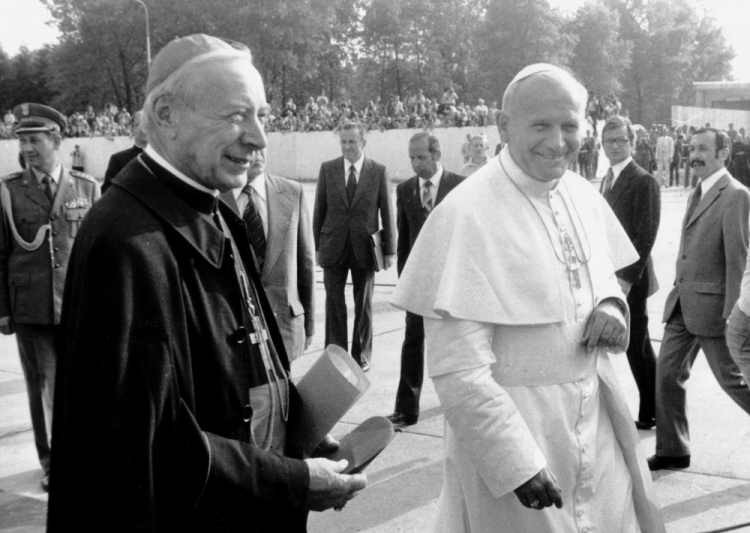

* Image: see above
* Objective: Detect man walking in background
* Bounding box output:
[313,123,396,372]
[0,103,99,491]
[224,148,316,362]
[600,115,661,431]
[649,128,750,470]
[387,132,464,430]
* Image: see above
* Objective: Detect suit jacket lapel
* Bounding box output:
[51,167,73,214]
[435,169,453,206]
[686,174,727,227]
[20,169,52,210]
[351,158,372,210]
[605,162,635,207]
[263,174,291,277]
[336,158,350,209]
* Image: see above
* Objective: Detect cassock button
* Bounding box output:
[242,404,253,422]
[235,326,248,344]
[53,247,59,252]
[54,263,61,269]
[50,214,56,221]
[682,255,687,259]
[52,231,58,236]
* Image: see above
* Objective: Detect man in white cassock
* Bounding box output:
[391,64,665,533]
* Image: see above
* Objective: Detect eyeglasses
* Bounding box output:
[603,137,630,147]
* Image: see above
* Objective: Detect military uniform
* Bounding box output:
[0,103,99,485]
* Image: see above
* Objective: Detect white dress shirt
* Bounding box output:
[343,154,365,184]
[419,163,443,206]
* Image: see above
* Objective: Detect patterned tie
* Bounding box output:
[42,174,56,203]
[242,185,266,271]
[347,165,357,204]
[685,182,703,222]
[602,168,614,195]
[422,179,433,216]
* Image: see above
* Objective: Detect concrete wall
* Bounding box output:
[0,126,501,182]
[671,105,750,131]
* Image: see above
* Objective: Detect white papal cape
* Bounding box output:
[392,150,665,533]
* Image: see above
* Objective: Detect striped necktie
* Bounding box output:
[242,185,266,271]
[602,168,614,194]
[422,179,433,216]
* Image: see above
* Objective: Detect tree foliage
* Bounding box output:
[0,0,736,127]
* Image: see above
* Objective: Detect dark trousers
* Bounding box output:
[669,160,680,186]
[394,311,424,417]
[323,241,374,365]
[15,323,58,472]
[656,308,750,457]
[625,296,656,423]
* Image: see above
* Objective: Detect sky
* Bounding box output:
[0,0,748,80]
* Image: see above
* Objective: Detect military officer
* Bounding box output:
[0,103,100,491]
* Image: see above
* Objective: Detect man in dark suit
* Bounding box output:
[313,122,396,372]
[223,148,315,362]
[600,115,661,431]
[649,128,750,471]
[0,103,100,492]
[101,110,147,194]
[387,133,464,429]
[48,34,364,531]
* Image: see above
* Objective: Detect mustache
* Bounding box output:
[690,159,706,168]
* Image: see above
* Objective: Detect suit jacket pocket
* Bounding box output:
[66,207,89,238]
[693,281,725,295]
[8,272,30,319]
[289,299,305,317]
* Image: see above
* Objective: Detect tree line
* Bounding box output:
[0,0,735,128]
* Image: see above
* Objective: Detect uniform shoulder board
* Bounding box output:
[69,169,97,183]
[0,172,23,183]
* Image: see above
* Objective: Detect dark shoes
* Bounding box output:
[359,362,370,373]
[386,412,418,431]
[647,454,691,471]
[635,420,656,430]
[41,472,49,492]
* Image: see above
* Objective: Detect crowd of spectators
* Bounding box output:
[1,104,136,139]
[264,88,501,133]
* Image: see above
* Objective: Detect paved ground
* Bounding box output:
[2,180,750,532]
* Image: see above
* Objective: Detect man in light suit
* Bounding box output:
[649,128,750,470]
[313,122,396,371]
[655,127,674,187]
[387,132,464,429]
[600,116,661,430]
[224,148,316,361]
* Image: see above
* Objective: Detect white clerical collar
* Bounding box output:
[500,147,559,198]
[343,154,365,179]
[610,156,633,183]
[31,163,62,184]
[419,163,443,188]
[145,145,219,197]
[232,173,267,201]
[700,167,726,195]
